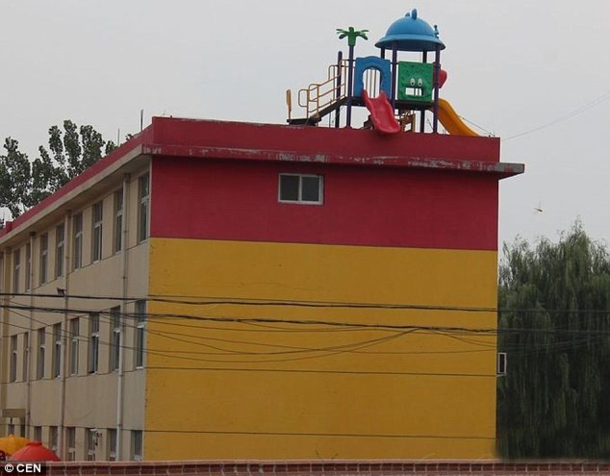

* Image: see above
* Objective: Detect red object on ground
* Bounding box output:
[362,90,400,134]
[10,441,60,462]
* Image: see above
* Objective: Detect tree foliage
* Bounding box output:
[0,120,116,219]
[498,223,610,458]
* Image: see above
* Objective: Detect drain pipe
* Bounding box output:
[58,210,71,459]
[116,174,131,460]
[25,232,35,436]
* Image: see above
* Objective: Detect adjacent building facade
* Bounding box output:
[0,117,523,460]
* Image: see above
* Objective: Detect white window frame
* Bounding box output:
[131,430,143,461]
[13,249,20,294]
[497,352,508,376]
[55,223,65,278]
[110,307,121,372]
[10,335,18,383]
[107,428,117,461]
[86,428,97,461]
[114,189,123,253]
[37,328,46,380]
[138,173,150,243]
[22,332,29,381]
[278,173,324,205]
[88,313,100,373]
[49,426,58,454]
[134,300,146,369]
[66,427,76,461]
[92,201,103,262]
[70,318,79,376]
[52,323,62,379]
[25,243,31,291]
[39,234,48,285]
[73,213,83,270]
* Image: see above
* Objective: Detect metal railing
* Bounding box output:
[290,60,387,121]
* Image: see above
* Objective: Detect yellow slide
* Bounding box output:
[436,98,479,137]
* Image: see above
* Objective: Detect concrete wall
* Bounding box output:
[143,154,501,460]
[0,164,150,462]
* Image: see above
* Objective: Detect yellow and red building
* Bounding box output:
[0,116,522,460]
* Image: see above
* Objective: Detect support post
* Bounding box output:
[432,45,441,133]
[346,45,354,128]
[334,50,343,128]
[420,51,428,133]
[391,43,398,109]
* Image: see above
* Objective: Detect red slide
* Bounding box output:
[362,90,400,134]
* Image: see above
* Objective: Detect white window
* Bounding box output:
[73,213,83,270]
[88,313,100,373]
[66,427,76,461]
[13,249,20,294]
[107,429,117,461]
[278,173,323,204]
[33,426,42,442]
[110,307,121,372]
[498,352,508,376]
[114,189,123,253]
[49,426,58,454]
[134,301,146,368]
[70,318,79,375]
[37,328,46,380]
[131,430,143,461]
[10,335,18,382]
[22,332,29,381]
[52,323,62,378]
[55,223,65,278]
[86,428,97,461]
[39,234,48,285]
[138,173,150,242]
[92,201,103,262]
[25,243,31,291]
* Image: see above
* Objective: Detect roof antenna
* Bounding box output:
[140,109,144,132]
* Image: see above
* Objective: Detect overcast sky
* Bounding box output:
[1,1,609,249]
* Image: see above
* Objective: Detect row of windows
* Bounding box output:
[9,173,150,294]
[10,425,142,462]
[8,302,146,383]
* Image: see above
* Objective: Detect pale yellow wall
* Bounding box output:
[0,166,150,461]
[145,238,498,460]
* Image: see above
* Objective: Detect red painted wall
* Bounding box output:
[149,117,501,164]
[151,157,498,251]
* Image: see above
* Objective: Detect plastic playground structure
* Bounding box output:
[286,9,479,137]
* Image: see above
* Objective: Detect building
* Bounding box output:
[0,115,523,461]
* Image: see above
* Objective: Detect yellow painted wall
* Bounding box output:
[144,238,498,459]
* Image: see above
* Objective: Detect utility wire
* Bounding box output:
[5,291,610,316]
[503,89,610,142]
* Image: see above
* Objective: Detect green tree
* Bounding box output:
[498,223,610,458]
[0,138,33,218]
[0,120,116,219]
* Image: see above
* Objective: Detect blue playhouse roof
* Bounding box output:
[375,9,445,52]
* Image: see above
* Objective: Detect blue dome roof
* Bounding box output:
[375,9,445,52]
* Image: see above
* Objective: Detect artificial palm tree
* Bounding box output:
[336,27,368,127]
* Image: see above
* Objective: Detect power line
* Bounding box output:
[503,89,610,142]
[3,301,610,337]
[4,291,610,316]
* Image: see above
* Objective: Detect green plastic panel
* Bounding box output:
[398,62,434,104]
